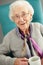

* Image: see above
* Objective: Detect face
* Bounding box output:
[12,5,33,32]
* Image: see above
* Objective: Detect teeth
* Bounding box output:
[21,23,25,25]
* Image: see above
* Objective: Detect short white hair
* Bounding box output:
[9,0,34,21]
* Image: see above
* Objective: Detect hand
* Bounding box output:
[41,58,43,65]
[14,58,28,65]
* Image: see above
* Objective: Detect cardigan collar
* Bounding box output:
[16,23,32,39]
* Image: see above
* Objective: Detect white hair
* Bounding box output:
[9,0,34,21]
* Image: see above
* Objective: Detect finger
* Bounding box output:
[21,58,28,61]
[21,61,28,65]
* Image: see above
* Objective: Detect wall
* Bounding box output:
[0,0,43,11]
[41,0,43,11]
[0,0,43,9]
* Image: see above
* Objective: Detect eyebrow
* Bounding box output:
[21,11,28,14]
[15,11,30,16]
[15,11,27,16]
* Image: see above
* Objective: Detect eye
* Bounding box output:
[22,12,29,17]
[16,15,19,18]
[22,13,26,16]
[30,14,32,17]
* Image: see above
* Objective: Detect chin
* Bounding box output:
[25,26,28,29]
[22,27,28,31]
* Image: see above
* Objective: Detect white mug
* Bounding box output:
[28,56,41,65]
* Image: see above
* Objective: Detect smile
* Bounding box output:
[20,21,27,25]
[21,23,25,25]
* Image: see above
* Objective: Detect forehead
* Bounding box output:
[13,5,29,14]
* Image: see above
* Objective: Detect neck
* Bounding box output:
[18,26,30,37]
[23,28,30,36]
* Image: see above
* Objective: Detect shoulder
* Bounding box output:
[30,22,41,29]
[31,22,41,26]
[4,28,17,40]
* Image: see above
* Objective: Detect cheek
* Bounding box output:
[27,16,30,20]
[27,15,32,20]
[14,19,19,24]
[25,16,30,21]
[23,17,28,22]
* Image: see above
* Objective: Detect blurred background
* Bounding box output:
[0,0,43,9]
[0,0,43,43]
[0,0,43,8]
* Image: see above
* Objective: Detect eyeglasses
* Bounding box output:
[13,12,33,19]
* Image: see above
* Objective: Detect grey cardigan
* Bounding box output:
[0,22,43,65]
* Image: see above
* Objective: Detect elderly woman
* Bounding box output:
[0,0,43,65]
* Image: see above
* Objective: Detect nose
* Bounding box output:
[20,16,23,21]
[19,17,25,23]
